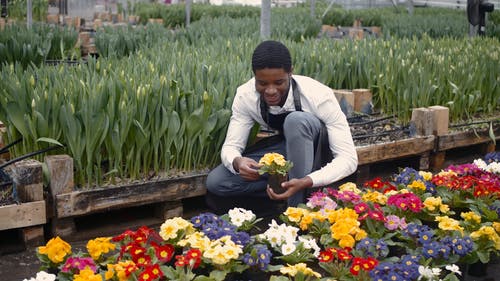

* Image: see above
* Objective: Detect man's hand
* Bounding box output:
[267,176,313,201]
[233,156,262,181]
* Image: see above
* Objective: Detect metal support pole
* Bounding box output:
[27,0,32,28]
[59,0,67,15]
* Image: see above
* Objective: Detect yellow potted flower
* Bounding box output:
[258,152,293,194]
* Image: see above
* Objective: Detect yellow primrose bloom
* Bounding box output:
[338,234,356,248]
[338,182,361,194]
[87,237,116,260]
[159,217,194,240]
[111,261,137,281]
[259,152,285,166]
[299,213,314,230]
[284,207,308,222]
[38,236,72,264]
[419,171,433,181]
[471,226,500,250]
[280,263,321,278]
[461,211,481,224]
[439,204,450,213]
[493,222,500,233]
[362,190,387,205]
[423,197,448,213]
[408,180,426,191]
[423,197,440,211]
[355,229,368,241]
[74,267,103,281]
[203,236,242,265]
[178,232,211,251]
[327,208,358,224]
[435,216,464,233]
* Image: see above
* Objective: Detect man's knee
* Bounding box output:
[205,167,226,196]
[284,112,320,138]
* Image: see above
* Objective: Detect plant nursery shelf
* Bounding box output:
[356,135,435,165]
[55,173,207,219]
[0,201,46,231]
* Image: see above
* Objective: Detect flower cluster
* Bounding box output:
[32,154,499,281]
[258,152,293,176]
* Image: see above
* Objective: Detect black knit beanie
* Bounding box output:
[251,40,292,73]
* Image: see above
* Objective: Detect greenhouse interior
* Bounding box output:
[0,0,499,280]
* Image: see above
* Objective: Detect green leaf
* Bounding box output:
[36,137,64,147]
[5,102,30,138]
[488,122,496,146]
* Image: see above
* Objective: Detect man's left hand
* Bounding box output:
[266,176,313,201]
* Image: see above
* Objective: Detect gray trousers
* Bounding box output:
[206,111,324,207]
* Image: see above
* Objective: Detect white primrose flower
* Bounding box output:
[281,242,296,255]
[23,271,56,281]
[418,265,442,280]
[299,236,321,257]
[473,159,487,170]
[445,264,462,276]
[228,207,255,227]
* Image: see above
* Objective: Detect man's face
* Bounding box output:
[254,68,291,107]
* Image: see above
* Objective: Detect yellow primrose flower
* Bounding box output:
[471,226,500,250]
[203,235,242,265]
[419,171,433,181]
[106,261,137,281]
[87,237,116,260]
[285,207,308,222]
[461,211,481,224]
[38,236,72,264]
[178,232,211,251]
[280,263,321,278]
[258,152,293,175]
[74,267,102,281]
[423,197,440,211]
[259,152,285,166]
[493,222,500,233]
[408,180,426,191]
[159,217,194,240]
[435,216,464,233]
[362,190,387,205]
[339,182,361,193]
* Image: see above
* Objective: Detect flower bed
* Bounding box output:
[28,152,500,281]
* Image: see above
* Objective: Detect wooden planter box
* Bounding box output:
[436,125,500,151]
[54,172,207,219]
[0,160,46,247]
[0,201,46,231]
[356,135,436,165]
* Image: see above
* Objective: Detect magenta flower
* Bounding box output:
[334,190,362,204]
[354,202,369,214]
[61,257,97,273]
[387,193,423,213]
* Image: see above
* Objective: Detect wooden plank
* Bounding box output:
[437,126,500,151]
[21,226,45,247]
[0,201,46,231]
[55,173,207,218]
[356,136,435,165]
[11,159,44,202]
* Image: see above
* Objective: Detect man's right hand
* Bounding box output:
[233,156,261,181]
